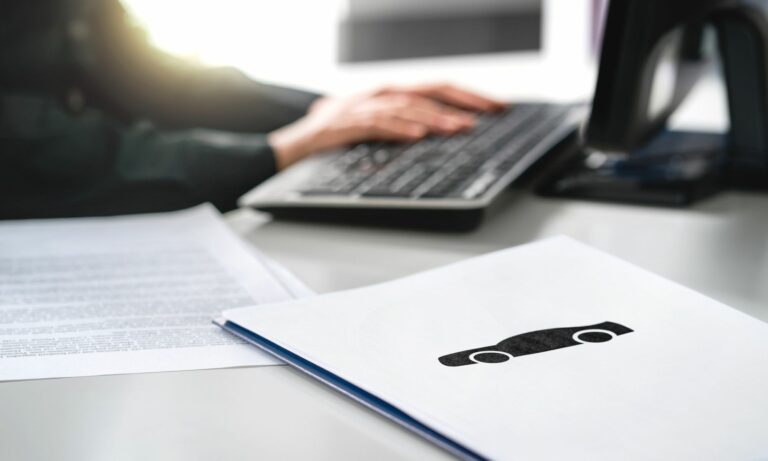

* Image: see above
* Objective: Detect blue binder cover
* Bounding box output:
[216,319,485,461]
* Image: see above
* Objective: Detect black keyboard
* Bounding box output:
[298,103,573,200]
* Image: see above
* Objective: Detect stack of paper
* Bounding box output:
[0,204,311,382]
[219,237,768,461]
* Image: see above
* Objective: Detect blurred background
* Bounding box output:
[122,0,601,95]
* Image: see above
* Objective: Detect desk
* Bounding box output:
[2,190,767,461]
[0,55,766,461]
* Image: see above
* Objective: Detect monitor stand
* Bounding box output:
[537,130,724,206]
[538,5,768,206]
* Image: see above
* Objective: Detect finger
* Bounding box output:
[394,105,473,135]
[340,116,427,144]
[381,95,476,129]
[412,84,506,112]
[369,117,429,142]
[400,95,477,121]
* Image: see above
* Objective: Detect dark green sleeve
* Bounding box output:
[0,95,276,219]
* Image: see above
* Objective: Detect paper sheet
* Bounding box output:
[0,204,308,381]
[223,237,768,461]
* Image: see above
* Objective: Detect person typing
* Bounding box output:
[0,0,503,219]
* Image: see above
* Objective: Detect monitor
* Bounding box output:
[541,0,768,205]
[585,1,711,152]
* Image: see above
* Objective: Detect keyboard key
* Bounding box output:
[461,171,501,199]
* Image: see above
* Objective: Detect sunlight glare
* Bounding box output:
[121,0,344,83]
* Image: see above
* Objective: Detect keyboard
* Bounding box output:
[239,102,585,230]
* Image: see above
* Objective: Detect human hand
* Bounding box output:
[268,83,505,170]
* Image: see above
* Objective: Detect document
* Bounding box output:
[221,237,768,461]
[0,204,308,381]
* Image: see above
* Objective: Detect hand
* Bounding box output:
[268,83,505,170]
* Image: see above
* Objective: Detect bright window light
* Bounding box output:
[121,0,344,84]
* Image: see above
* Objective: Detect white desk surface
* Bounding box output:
[1,54,766,461]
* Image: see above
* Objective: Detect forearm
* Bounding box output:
[0,103,276,219]
[112,124,278,211]
[132,69,322,133]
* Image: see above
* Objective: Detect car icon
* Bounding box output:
[438,321,633,367]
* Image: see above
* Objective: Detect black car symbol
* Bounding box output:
[438,321,633,367]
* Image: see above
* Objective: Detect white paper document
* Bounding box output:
[222,237,768,461]
[0,204,308,381]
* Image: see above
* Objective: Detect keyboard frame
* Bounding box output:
[239,103,587,229]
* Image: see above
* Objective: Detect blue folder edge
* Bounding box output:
[215,318,485,461]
